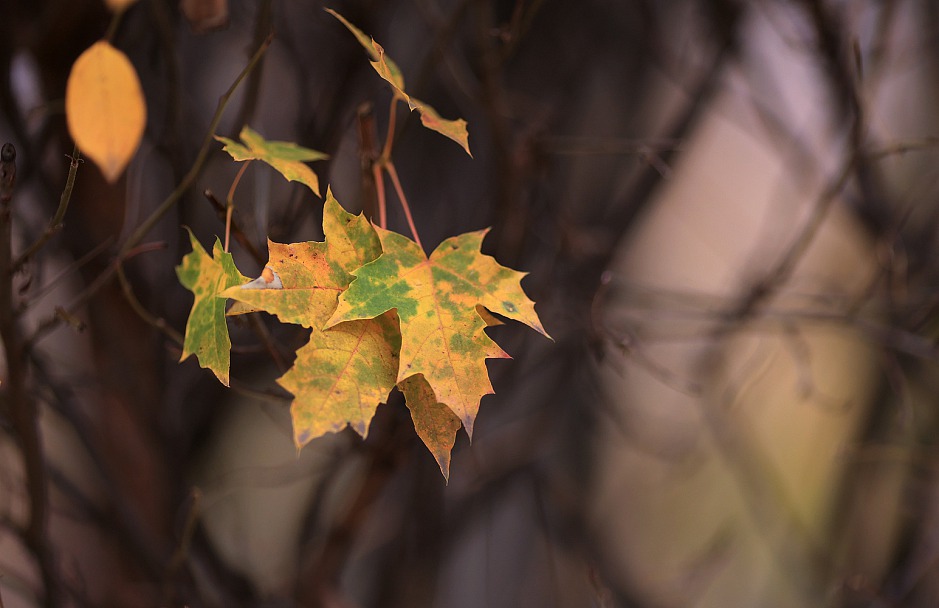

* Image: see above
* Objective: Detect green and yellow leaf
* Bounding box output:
[216,125,329,196]
[400,374,462,481]
[221,190,399,448]
[220,238,344,328]
[280,311,400,446]
[219,190,378,328]
[328,227,550,439]
[176,230,249,386]
[326,9,472,156]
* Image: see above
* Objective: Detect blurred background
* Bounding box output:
[2,0,939,606]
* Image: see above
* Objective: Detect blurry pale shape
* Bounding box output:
[65,41,146,183]
[181,0,230,33]
[104,0,138,12]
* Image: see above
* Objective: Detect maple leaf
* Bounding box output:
[221,190,399,445]
[327,227,551,439]
[326,9,472,156]
[399,374,462,480]
[279,310,400,445]
[176,229,249,386]
[219,190,380,329]
[215,125,329,196]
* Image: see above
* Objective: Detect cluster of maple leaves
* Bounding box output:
[63,5,549,479]
[178,186,549,479]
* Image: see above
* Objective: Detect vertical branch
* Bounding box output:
[356,102,380,222]
[0,143,57,606]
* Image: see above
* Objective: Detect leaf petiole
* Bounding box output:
[224,160,251,252]
[384,162,422,252]
[376,95,423,250]
[372,162,387,229]
[380,94,401,162]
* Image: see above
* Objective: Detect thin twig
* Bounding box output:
[25,242,170,350]
[161,488,202,606]
[868,136,939,160]
[202,190,264,266]
[242,312,289,374]
[384,162,423,251]
[104,8,124,43]
[233,0,273,130]
[412,0,475,99]
[730,153,856,319]
[228,377,292,406]
[21,236,113,307]
[224,161,251,252]
[14,148,81,273]
[123,32,273,253]
[372,163,387,229]
[116,262,183,345]
[380,95,400,161]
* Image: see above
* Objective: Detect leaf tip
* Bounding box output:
[294,427,312,449]
[439,460,451,483]
[214,371,231,388]
[462,419,474,443]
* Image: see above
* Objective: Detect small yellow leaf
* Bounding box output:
[411,99,471,157]
[216,126,328,196]
[66,41,146,183]
[326,9,472,156]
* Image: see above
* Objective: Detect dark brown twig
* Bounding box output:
[21,236,113,307]
[233,0,273,131]
[202,189,264,266]
[161,488,202,606]
[384,162,423,251]
[116,261,183,345]
[13,148,81,273]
